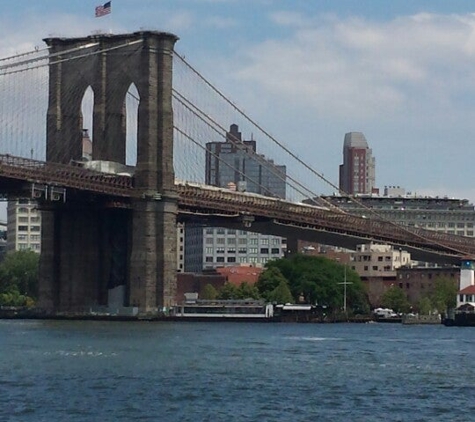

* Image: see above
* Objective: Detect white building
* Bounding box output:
[350,243,411,278]
[457,260,475,307]
[6,199,41,253]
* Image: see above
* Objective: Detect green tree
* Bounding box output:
[256,267,289,301]
[259,254,369,314]
[255,266,287,299]
[0,286,28,307]
[431,277,458,315]
[236,282,260,300]
[381,286,410,313]
[0,250,39,306]
[418,296,433,315]
[268,279,293,304]
[217,282,239,300]
[201,284,218,300]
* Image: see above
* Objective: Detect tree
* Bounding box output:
[236,282,260,300]
[268,280,293,304]
[258,254,369,314]
[381,286,410,313]
[418,296,433,315]
[201,284,218,300]
[256,267,289,301]
[431,277,458,314]
[217,282,239,300]
[0,250,39,306]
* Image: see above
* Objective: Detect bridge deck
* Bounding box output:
[2,154,475,261]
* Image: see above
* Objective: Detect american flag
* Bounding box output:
[95,1,111,18]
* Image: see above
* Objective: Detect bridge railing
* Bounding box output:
[0,154,133,197]
[176,182,475,257]
[2,155,475,257]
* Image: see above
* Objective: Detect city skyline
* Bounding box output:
[2,1,475,221]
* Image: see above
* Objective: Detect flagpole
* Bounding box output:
[338,265,353,315]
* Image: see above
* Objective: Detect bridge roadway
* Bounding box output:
[1,153,474,264]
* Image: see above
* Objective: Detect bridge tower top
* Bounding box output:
[44,30,179,194]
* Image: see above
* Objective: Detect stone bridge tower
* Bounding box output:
[38,31,179,315]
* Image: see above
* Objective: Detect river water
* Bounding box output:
[0,320,474,421]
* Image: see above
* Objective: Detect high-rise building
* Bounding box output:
[205,124,286,198]
[339,132,375,195]
[184,124,287,272]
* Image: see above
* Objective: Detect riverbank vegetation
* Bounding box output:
[204,254,370,316]
[0,250,39,307]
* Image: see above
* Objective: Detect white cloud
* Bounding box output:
[167,11,195,33]
[232,12,475,120]
[205,16,238,29]
[270,11,311,28]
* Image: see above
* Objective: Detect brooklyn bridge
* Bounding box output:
[1,31,473,315]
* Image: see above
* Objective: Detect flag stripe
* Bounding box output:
[95,2,111,17]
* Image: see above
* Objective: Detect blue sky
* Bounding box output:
[2,0,475,220]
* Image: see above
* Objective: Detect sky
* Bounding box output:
[2,0,475,220]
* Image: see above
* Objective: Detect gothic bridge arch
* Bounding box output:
[39,31,179,315]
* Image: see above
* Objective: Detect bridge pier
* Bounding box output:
[129,198,178,313]
[38,204,118,313]
[38,31,179,316]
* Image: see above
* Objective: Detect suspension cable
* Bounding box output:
[0,40,142,76]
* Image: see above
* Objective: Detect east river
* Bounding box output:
[1,320,474,421]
